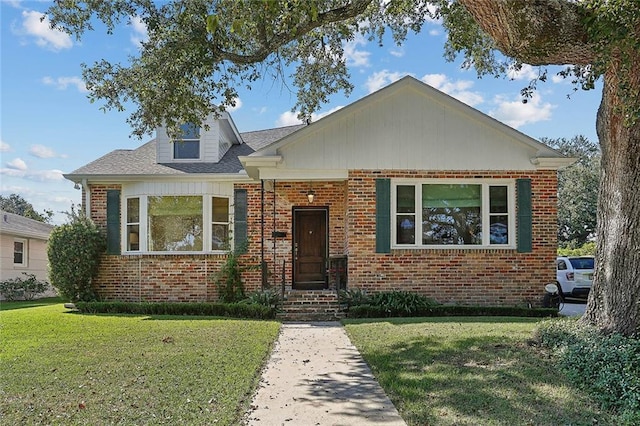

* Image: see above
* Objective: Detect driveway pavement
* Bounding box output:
[245,322,406,426]
[559,300,587,317]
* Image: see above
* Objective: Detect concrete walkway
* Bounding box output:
[245,322,406,426]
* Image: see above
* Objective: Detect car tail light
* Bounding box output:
[566,272,574,281]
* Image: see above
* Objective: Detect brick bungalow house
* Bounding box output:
[64,76,572,307]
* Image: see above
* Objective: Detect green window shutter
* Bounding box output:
[234,189,248,254]
[516,179,532,253]
[106,190,121,255]
[376,178,391,253]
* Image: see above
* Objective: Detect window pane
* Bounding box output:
[148,196,203,251]
[490,186,508,213]
[396,185,415,213]
[422,184,481,245]
[127,198,139,223]
[212,197,229,223]
[13,241,24,264]
[173,141,200,159]
[180,123,200,140]
[490,215,509,244]
[212,224,229,250]
[127,224,140,251]
[396,215,415,244]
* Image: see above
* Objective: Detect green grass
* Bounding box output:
[344,317,610,426]
[0,302,280,425]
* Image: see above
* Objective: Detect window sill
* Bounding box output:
[391,245,516,250]
[122,250,229,256]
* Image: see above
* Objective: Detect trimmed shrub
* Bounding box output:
[47,209,104,302]
[74,301,276,319]
[0,273,50,301]
[346,304,557,319]
[536,319,640,422]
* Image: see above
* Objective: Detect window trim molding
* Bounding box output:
[390,178,516,250]
[13,238,27,267]
[121,194,232,255]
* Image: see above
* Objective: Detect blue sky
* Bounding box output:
[1,1,602,224]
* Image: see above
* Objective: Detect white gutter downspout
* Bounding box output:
[81,179,90,217]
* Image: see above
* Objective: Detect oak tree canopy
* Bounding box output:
[47,0,640,335]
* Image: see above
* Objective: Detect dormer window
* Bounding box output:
[173,123,200,160]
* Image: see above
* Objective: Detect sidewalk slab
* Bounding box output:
[245,322,406,426]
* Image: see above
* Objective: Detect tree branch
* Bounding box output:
[216,0,374,64]
[458,0,596,65]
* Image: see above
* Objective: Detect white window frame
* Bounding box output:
[13,238,27,266]
[122,194,232,254]
[391,179,516,249]
[172,123,201,161]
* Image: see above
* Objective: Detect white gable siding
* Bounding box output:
[122,181,234,197]
[275,85,538,171]
[156,116,221,163]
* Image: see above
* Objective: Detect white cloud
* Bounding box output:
[0,167,65,182]
[389,47,404,58]
[489,93,555,128]
[129,15,148,47]
[0,141,11,152]
[276,111,301,127]
[344,35,371,68]
[365,70,411,93]
[227,97,243,112]
[421,74,484,107]
[275,105,344,127]
[507,64,539,81]
[429,28,441,36]
[29,144,67,159]
[6,158,27,171]
[42,76,88,93]
[20,10,72,51]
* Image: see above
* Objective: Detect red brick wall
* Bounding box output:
[346,170,558,306]
[87,169,557,306]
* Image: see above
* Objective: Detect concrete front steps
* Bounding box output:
[277,290,345,321]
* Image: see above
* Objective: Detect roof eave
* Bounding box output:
[530,156,577,170]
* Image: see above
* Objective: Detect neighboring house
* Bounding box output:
[64,77,573,306]
[0,210,55,297]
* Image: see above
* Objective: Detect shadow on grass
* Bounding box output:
[346,318,607,425]
[0,297,65,311]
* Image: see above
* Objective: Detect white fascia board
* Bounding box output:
[530,156,577,170]
[257,168,348,181]
[64,173,253,184]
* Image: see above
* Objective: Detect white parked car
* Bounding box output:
[556,256,594,298]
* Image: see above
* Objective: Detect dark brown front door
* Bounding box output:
[293,208,328,290]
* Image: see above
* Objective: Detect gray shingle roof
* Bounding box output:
[0,211,54,239]
[241,124,305,151]
[66,124,305,178]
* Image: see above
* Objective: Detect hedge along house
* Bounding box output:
[65,76,573,307]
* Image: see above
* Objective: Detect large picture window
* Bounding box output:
[123,193,232,253]
[392,181,513,248]
[148,196,203,251]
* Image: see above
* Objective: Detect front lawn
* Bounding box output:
[0,303,280,425]
[344,317,609,426]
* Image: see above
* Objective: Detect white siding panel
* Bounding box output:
[122,181,233,197]
[277,86,538,171]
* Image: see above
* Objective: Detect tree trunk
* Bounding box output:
[580,64,640,335]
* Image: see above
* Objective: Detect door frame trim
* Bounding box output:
[291,206,329,290]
